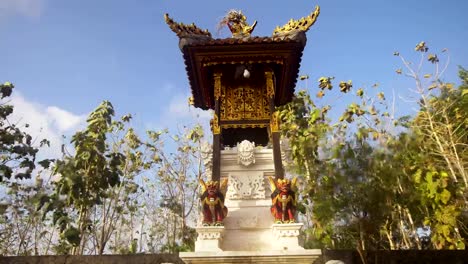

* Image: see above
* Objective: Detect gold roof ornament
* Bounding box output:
[164,13,211,38]
[164,6,321,109]
[218,10,257,38]
[273,6,320,35]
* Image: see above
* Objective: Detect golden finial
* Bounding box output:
[164,13,212,38]
[273,6,320,35]
[218,10,257,38]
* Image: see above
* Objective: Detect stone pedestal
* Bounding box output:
[194,226,224,252]
[182,146,321,263]
[221,147,275,251]
[271,223,304,250]
[180,250,322,264]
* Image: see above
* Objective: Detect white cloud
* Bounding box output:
[9,91,86,159]
[46,106,83,132]
[0,0,45,19]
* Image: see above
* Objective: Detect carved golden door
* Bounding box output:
[221,85,270,122]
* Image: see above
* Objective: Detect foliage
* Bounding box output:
[0,82,54,256]
[0,82,44,182]
[1,42,466,256]
[46,101,126,254]
[0,174,56,256]
[280,43,467,254]
[142,124,205,253]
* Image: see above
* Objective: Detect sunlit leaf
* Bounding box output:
[356,88,364,97]
[415,41,428,52]
[377,92,385,100]
[339,80,352,93]
[316,90,325,98]
[428,54,439,63]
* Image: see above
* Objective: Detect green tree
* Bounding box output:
[393,44,467,249]
[143,125,205,253]
[280,43,467,256]
[46,101,126,254]
[0,82,43,182]
[0,81,54,256]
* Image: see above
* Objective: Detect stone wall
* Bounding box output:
[1,250,467,264]
[0,254,183,264]
[320,250,468,264]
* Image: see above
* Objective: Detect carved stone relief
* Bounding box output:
[200,141,213,180]
[226,174,265,200]
[197,231,223,240]
[237,140,255,167]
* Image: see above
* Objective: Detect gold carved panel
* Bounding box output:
[221,84,270,121]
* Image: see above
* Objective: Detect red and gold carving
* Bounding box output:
[268,176,297,224]
[199,179,228,226]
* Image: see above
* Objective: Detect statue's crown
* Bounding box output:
[277,178,291,185]
[206,180,219,188]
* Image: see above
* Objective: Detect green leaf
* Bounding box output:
[64,226,81,246]
[356,88,364,97]
[415,41,428,52]
[440,189,451,204]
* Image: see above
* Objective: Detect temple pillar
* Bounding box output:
[212,72,222,181]
[265,71,284,179]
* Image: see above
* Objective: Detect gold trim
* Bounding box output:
[265,71,275,98]
[213,72,222,100]
[221,10,257,37]
[212,113,221,134]
[220,84,270,121]
[220,123,268,129]
[270,111,280,132]
[164,13,211,37]
[203,59,283,67]
[273,6,320,35]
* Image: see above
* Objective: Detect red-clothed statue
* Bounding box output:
[268,176,298,224]
[199,179,228,226]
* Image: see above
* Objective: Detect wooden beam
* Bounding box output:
[212,72,222,181]
[266,71,284,179]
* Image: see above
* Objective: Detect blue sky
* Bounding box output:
[0,0,467,156]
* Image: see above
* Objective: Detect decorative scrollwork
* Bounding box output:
[272,6,320,35]
[226,174,266,200]
[211,114,221,135]
[220,123,268,129]
[220,85,270,121]
[213,72,222,100]
[265,71,275,98]
[218,10,257,38]
[164,13,212,38]
[270,111,280,132]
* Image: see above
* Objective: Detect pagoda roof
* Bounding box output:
[165,7,320,110]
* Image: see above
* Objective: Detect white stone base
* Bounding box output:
[271,223,304,250]
[189,147,318,263]
[194,226,224,252]
[180,250,322,264]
